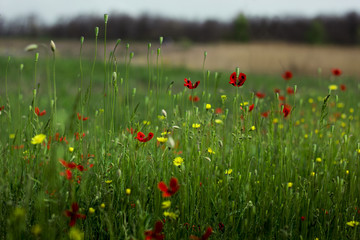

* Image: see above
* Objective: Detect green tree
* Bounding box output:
[306,19,326,44]
[233,14,250,42]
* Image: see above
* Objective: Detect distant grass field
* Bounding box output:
[0,27,360,240]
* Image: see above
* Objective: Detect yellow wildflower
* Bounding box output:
[100,203,105,208]
[163,211,178,220]
[173,157,184,166]
[9,134,15,139]
[273,118,279,124]
[221,95,227,102]
[225,169,233,175]
[31,134,46,145]
[69,147,74,153]
[311,172,315,177]
[337,102,345,108]
[105,180,112,184]
[31,224,42,236]
[316,157,322,163]
[346,221,360,227]
[126,188,131,195]
[250,126,256,131]
[88,207,95,214]
[304,134,308,139]
[161,131,171,136]
[192,123,201,129]
[287,182,293,188]
[308,98,314,103]
[206,104,211,110]
[162,201,171,209]
[208,147,215,154]
[328,85,338,91]
[346,170,349,175]
[349,108,354,113]
[158,115,166,120]
[13,207,26,218]
[240,101,249,106]
[143,120,151,125]
[157,137,168,143]
[69,227,84,240]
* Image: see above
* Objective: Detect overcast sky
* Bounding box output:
[1,0,360,24]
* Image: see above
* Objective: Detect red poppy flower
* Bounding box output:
[340,84,346,91]
[35,107,46,116]
[282,104,291,118]
[286,87,294,94]
[184,78,200,89]
[59,159,77,169]
[249,104,254,112]
[64,202,86,227]
[278,95,286,101]
[274,88,281,94]
[77,113,89,121]
[229,72,246,87]
[189,95,200,102]
[255,92,265,99]
[331,68,342,76]
[215,108,223,114]
[0,106,4,112]
[218,222,225,233]
[282,71,293,81]
[158,177,180,197]
[190,227,213,240]
[144,221,165,240]
[135,132,154,142]
[301,216,306,221]
[127,127,135,134]
[261,111,269,118]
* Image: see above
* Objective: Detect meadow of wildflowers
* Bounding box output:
[0,15,359,239]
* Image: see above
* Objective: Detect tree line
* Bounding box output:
[1,12,359,45]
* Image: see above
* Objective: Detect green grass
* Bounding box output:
[0,33,359,240]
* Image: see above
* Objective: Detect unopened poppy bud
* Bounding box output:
[126,43,129,49]
[172,125,180,130]
[112,72,117,82]
[294,85,297,93]
[167,136,175,148]
[20,64,24,71]
[95,27,99,37]
[24,44,38,52]
[207,70,210,79]
[132,88,136,96]
[204,157,211,162]
[80,36,84,45]
[159,36,163,45]
[50,40,56,52]
[148,43,151,49]
[204,51,207,57]
[157,48,161,55]
[104,14,108,23]
[35,52,39,62]
[130,52,134,59]
[161,109,167,118]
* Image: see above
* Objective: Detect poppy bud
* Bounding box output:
[161,109,167,118]
[50,40,56,52]
[24,44,38,52]
[159,36,164,45]
[95,27,99,37]
[104,14,108,23]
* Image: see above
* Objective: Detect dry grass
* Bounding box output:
[1,38,360,77]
